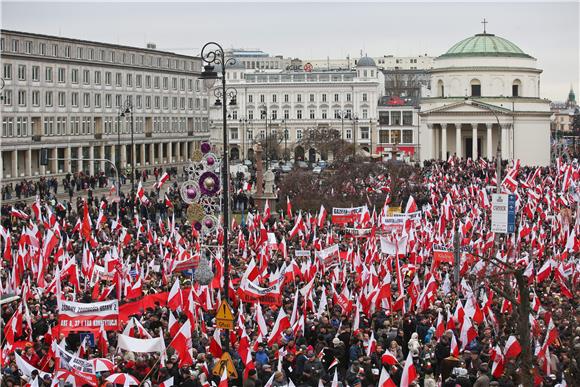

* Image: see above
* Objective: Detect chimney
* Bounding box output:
[146,43,157,50]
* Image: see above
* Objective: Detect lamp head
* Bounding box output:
[214,98,222,106]
[229,97,237,106]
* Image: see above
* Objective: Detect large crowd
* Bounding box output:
[0,156,578,387]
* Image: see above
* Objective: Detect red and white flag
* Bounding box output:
[156,172,170,189]
[159,377,174,387]
[504,335,521,359]
[400,352,417,387]
[378,367,397,387]
[317,204,327,228]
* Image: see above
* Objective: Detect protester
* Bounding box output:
[0,156,578,387]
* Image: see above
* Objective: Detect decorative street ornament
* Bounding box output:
[181,141,222,285]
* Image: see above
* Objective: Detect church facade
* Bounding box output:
[418,29,552,166]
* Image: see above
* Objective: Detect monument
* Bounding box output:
[252,143,278,217]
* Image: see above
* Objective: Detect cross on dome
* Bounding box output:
[482,18,488,34]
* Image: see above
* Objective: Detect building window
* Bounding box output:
[272,94,277,103]
[105,72,112,86]
[145,96,151,109]
[248,95,253,103]
[322,94,327,102]
[362,109,368,119]
[297,94,302,103]
[58,92,66,107]
[403,111,413,125]
[45,67,53,83]
[362,93,368,102]
[116,73,122,87]
[83,93,90,108]
[272,110,277,120]
[18,90,26,106]
[296,110,302,119]
[247,129,253,140]
[45,91,53,107]
[390,130,401,144]
[154,96,160,109]
[309,94,315,102]
[297,129,303,140]
[284,94,289,103]
[172,77,177,90]
[379,130,389,144]
[94,71,101,85]
[512,79,521,97]
[248,110,254,120]
[230,128,239,140]
[163,96,169,109]
[56,117,66,135]
[334,93,339,102]
[470,79,481,97]
[360,127,369,140]
[77,47,83,59]
[18,65,26,80]
[32,91,39,106]
[32,66,40,81]
[346,129,352,139]
[402,130,413,144]
[71,69,78,84]
[309,110,315,119]
[105,94,112,108]
[95,93,101,108]
[3,90,12,105]
[83,70,90,85]
[145,75,151,89]
[322,110,327,119]
[136,74,142,88]
[58,68,66,83]
[12,39,19,52]
[163,77,168,89]
[260,94,265,103]
[127,74,132,87]
[334,110,340,119]
[346,93,351,102]
[43,117,55,136]
[16,117,28,137]
[71,92,78,107]
[3,64,11,79]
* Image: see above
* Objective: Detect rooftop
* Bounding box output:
[439,33,533,59]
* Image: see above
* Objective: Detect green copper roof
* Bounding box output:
[440,33,533,59]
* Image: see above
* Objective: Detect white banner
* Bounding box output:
[56,343,95,374]
[59,299,119,332]
[117,334,165,353]
[294,249,312,258]
[380,236,408,255]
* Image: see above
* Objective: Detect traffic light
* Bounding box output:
[40,148,49,166]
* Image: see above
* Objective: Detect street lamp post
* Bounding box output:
[283,119,289,161]
[120,98,135,191]
[199,42,237,356]
[351,114,359,158]
[116,111,122,192]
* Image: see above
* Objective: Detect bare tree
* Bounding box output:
[297,127,353,163]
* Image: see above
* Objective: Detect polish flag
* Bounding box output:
[405,195,417,213]
[169,319,194,366]
[167,279,183,311]
[168,311,182,338]
[10,207,29,220]
[366,331,377,356]
[400,352,417,387]
[450,331,460,357]
[435,311,445,339]
[96,324,109,357]
[156,172,170,189]
[460,317,478,350]
[218,368,228,387]
[381,349,398,366]
[267,307,290,346]
[317,204,327,228]
[209,328,223,358]
[289,212,303,239]
[504,335,521,359]
[286,196,292,218]
[378,367,397,387]
[536,260,552,283]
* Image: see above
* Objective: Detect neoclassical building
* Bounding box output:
[418,30,552,166]
[208,57,384,162]
[1,30,210,181]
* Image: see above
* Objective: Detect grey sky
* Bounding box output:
[2,1,578,100]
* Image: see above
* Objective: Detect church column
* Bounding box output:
[175,141,181,162]
[501,124,508,160]
[486,124,493,160]
[455,123,462,159]
[110,144,116,171]
[120,144,127,168]
[50,148,58,174]
[184,141,189,162]
[441,124,447,160]
[472,124,478,160]
[159,142,164,164]
[428,124,436,160]
[100,145,106,173]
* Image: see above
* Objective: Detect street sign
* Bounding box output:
[491,193,516,234]
[212,352,238,379]
[215,300,234,330]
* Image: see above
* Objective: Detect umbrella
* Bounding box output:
[105,373,140,386]
[89,358,115,373]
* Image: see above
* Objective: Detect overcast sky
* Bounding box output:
[2,1,578,100]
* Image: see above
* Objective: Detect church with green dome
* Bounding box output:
[418,25,552,166]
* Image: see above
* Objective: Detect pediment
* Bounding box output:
[421,100,513,115]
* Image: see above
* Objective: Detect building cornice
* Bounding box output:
[429,66,542,74]
[1,29,199,60]
[1,52,200,76]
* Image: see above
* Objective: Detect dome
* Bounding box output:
[356,56,376,67]
[439,33,533,59]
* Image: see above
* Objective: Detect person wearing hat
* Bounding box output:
[303,349,324,386]
[473,363,490,387]
[243,368,258,387]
